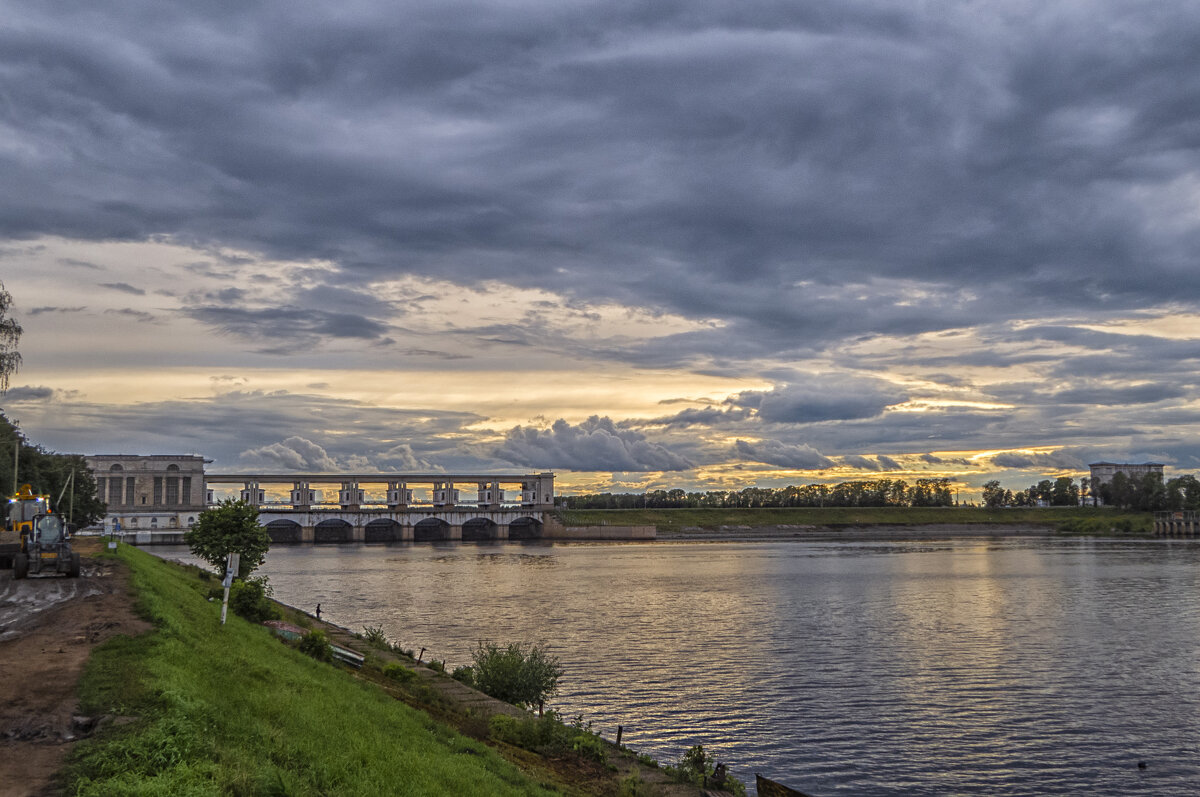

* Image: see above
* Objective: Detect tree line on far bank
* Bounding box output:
[559,478,956,510]
[562,472,1200,514]
[983,472,1200,512]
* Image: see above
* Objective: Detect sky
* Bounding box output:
[2,1,1200,498]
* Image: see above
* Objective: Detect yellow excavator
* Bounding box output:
[2,484,80,578]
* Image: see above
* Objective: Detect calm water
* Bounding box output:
[157,536,1200,795]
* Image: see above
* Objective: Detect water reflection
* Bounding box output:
[154,537,1200,795]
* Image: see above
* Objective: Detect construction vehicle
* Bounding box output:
[5,484,80,578]
[0,483,46,568]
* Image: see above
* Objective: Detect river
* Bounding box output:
[155,535,1200,795]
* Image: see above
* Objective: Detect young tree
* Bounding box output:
[1051,476,1079,506]
[469,642,564,712]
[0,280,21,392]
[185,499,270,579]
[982,480,1006,508]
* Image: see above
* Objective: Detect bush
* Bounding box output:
[426,659,446,674]
[362,625,389,648]
[618,771,663,797]
[451,665,475,686]
[228,577,279,623]
[488,711,607,764]
[298,630,332,662]
[469,642,563,709]
[667,745,745,796]
[382,663,416,683]
[489,713,562,750]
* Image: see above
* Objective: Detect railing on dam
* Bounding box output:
[204,471,557,511]
[1154,510,1200,537]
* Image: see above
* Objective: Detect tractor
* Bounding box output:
[6,484,80,578]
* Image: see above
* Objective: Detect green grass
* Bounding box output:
[557,506,1154,534]
[67,545,558,796]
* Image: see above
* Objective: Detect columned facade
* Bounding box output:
[86,454,209,532]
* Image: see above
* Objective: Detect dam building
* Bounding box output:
[87,454,209,532]
[83,455,560,542]
[204,471,557,542]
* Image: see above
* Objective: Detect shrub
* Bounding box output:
[636,753,658,768]
[229,577,279,623]
[426,659,446,674]
[382,663,416,683]
[571,733,607,764]
[298,630,332,662]
[668,745,746,796]
[362,625,389,648]
[489,713,562,750]
[618,771,663,797]
[469,642,563,709]
[451,665,475,686]
[488,711,608,764]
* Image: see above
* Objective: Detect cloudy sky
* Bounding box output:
[2,0,1199,497]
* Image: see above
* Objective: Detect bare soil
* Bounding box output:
[0,539,150,797]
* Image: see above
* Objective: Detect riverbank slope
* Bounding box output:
[62,545,708,796]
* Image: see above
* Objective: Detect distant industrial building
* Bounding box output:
[1088,461,1165,505]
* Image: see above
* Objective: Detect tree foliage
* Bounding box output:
[0,412,105,527]
[0,280,21,393]
[185,499,270,578]
[561,478,956,509]
[469,642,564,710]
[229,577,280,623]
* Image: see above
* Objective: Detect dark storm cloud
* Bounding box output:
[842,454,903,472]
[0,385,55,402]
[731,379,906,424]
[104,308,159,323]
[60,258,102,270]
[10,389,484,470]
[29,306,86,315]
[99,283,145,296]
[9,1,1200,480]
[185,305,391,347]
[6,1,1200,362]
[732,439,833,470]
[990,451,1084,470]
[642,406,750,428]
[494,416,694,471]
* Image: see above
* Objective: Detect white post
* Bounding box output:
[220,552,240,626]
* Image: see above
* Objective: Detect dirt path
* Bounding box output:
[0,540,150,797]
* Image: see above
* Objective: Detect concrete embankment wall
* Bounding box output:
[111,524,657,545]
[542,525,657,540]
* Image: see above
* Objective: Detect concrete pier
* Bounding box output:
[1154,511,1200,537]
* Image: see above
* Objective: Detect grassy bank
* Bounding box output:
[67,544,559,796]
[557,506,1154,535]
